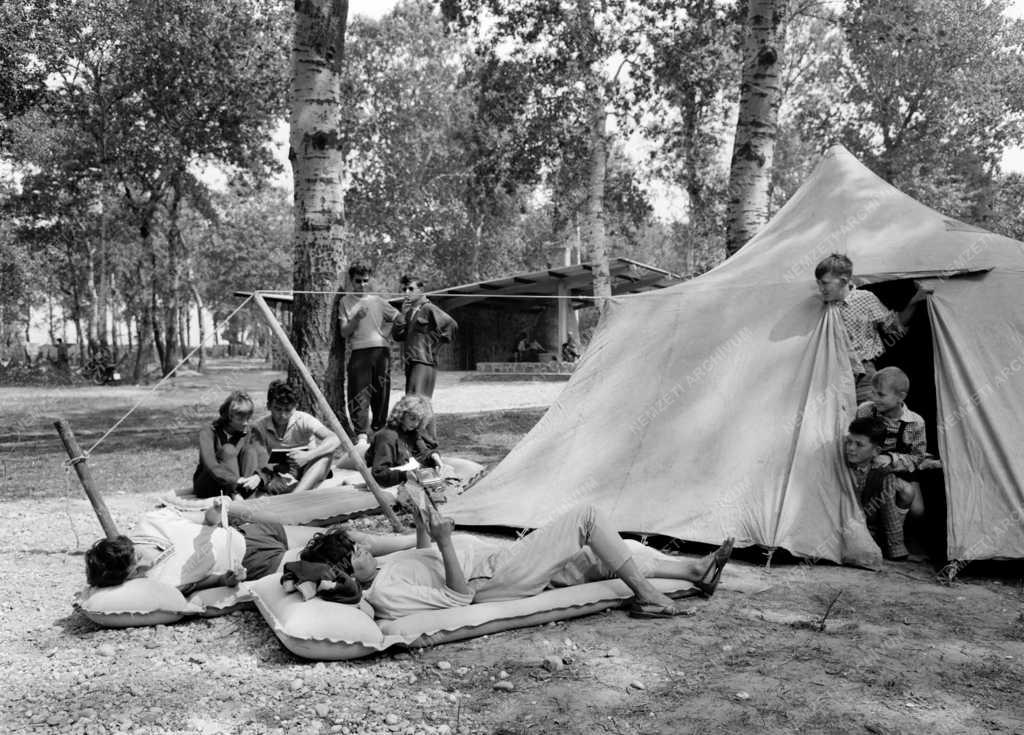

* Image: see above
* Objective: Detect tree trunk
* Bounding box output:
[187,279,206,373]
[578,0,611,314]
[725,0,788,256]
[289,0,349,416]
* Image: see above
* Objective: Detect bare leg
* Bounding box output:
[292,455,332,493]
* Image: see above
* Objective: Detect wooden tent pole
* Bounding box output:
[54,419,119,540]
[251,293,406,532]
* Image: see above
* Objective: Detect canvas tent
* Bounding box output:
[445,145,1024,567]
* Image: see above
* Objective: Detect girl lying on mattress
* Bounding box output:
[307,497,735,621]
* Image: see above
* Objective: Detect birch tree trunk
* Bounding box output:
[725,0,787,256]
[586,92,611,313]
[578,0,611,313]
[290,0,349,416]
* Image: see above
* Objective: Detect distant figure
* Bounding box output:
[392,274,457,399]
[515,331,546,362]
[54,338,70,371]
[192,391,263,499]
[337,262,399,444]
[561,332,581,362]
[815,253,928,402]
[251,380,341,494]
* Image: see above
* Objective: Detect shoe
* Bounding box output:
[627,601,696,619]
[695,537,735,598]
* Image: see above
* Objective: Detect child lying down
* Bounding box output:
[83,501,414,599]
[302,491,735,621]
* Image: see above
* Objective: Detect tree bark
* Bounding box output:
[578,0,611,314]
[725,0,788,256]
[289,0,349,416]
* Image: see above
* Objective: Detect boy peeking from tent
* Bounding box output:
[815,253,930,402]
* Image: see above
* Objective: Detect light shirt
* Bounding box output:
[364,535,504,620]
[254,410,329,451]
[339,294,399,351]
[132,509,244,586]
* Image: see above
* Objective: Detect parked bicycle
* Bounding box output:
[79,347,122,385]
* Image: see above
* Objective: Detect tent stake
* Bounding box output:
[54,419,119,540]
[251,293,406,532]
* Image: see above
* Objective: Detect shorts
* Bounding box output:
[238,522,288,580]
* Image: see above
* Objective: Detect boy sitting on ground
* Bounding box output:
[844,416,938,561]
[250,380,341,494]
[855,367,942,557]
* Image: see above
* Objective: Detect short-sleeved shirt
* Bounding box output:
[252,410,329,451]
[364,535,504,620]
[835,287,902,372]
[339,295,399,351]
[132,509,245,587]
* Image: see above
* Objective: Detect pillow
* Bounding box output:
[249,574,401,661]
[77,578,203,628]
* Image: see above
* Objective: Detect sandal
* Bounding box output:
[695,537,735,598]
[627,601,696,619]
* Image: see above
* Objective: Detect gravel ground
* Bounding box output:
[0,372,569,735]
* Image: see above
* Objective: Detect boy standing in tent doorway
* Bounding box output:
[338,262,399,446]
[815,253,929,402]
[855,367,942,557]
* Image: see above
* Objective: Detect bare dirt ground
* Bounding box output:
[2,359,1023,734]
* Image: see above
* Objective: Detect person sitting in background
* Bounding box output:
[251,380,341,494]
[192,391,264,499]
[561,332,581,362]
[364,394,443,488]
[514,331,546,362]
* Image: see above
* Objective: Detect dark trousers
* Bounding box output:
[405,362,437,398]
[193,443,261,498]
[347,346,391,434]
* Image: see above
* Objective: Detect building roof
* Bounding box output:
[235,257,682,312]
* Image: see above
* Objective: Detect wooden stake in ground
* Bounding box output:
[54,419,119,540]
[251,293,406,532]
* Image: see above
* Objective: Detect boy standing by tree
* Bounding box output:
[814,253,928,401]
[392,274,457,399]
[338,262,399,445]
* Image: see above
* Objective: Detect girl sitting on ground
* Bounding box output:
[364,394,444,488]
[192,391,264,499]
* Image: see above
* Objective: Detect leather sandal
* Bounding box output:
[695,537,735,598]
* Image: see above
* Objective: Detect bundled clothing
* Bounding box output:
[281,561,362,604]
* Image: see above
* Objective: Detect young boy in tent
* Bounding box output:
[844,415,938,560]
[341,497,735,621]
[855,367,942,556]
[250,380,341,494]
[815,253,928,402]
[192,390,264,499]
